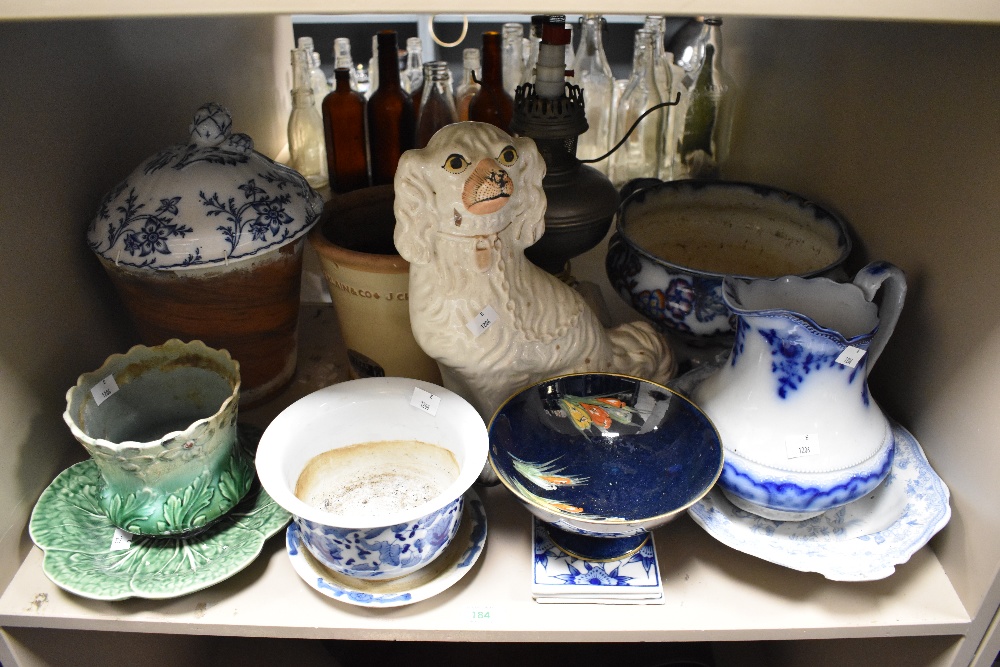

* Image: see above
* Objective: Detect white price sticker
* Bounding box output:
[109,527,134,552]
[785,434,820,460]
[465,605,497,624]
[466,305,500,338]
[410,387,441,417]
[90,374,120,406]
[836,346,867,368]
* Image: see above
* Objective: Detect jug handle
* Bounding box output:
[852,261,907,368]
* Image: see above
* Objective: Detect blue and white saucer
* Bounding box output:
[688,422,951,581]
[531,518,664,604]
[286,490,487,607]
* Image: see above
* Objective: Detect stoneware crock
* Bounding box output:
[693,261,907,520]
[308,185,441,383]
[87,103,325,406]
[63,339,252,537]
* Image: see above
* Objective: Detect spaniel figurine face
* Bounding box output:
[393,122,547,265]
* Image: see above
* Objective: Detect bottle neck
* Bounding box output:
[377,32,401,87]
[630,32,654,79]
[333,68,353,92]
[462,51,481,82]
[292,88,315,107]
[578,16,611,72]
[291,48,312,91]
[705,20,724,62]
[481,33,504,86]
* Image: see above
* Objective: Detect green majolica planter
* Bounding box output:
[63,339,252,536]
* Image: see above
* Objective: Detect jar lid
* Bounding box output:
[87,103,324,271]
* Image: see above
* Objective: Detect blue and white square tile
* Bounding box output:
[530,519,664,604]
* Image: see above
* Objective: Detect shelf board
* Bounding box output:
[0,486,971,641]
[4,2,1000,23]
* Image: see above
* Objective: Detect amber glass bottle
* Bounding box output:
[322,68,369,193]
[468,31,514,133]
[367,30,416,186]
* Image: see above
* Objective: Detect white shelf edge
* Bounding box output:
[4,2,1000,23]
[0,498,971,642]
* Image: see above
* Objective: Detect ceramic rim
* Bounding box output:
[615,179,852,280]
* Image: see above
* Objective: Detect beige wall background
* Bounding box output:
[0,15,294,592]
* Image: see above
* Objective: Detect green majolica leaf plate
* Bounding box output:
[29,457,290,601]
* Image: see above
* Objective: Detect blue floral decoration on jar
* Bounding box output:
[88,103,323,271]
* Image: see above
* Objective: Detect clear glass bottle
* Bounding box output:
[501,22,525,99]
[523,16,544,85]
[469,31,515,133]
[455,47,481,122]
[297,37,330,114]
[643,16,672,101]
[416,61,458,148]
[563,22,574,72]
[669,17,736,180]
[333,37,359,91]
[644,16,674,179]
[367,30,416,186]
[572,15,615,173]
[310,51,330,114]
[354,63,370,96]
[322,68,368,193]
[610,29,662,187]
[288,48,329,189]
[366,34,379,100]
[402,36,424,94]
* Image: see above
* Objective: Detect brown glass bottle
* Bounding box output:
[367,30,416,186]
[468,31,514,133]
[322,68,369,193]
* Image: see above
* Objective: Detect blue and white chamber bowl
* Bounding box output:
[255,377,489,580]
[606,180,851,341]
[488,373,724,561]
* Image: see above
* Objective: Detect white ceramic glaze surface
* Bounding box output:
[392,122,675,426]
[87,103,323,271]
[693,262,907,520]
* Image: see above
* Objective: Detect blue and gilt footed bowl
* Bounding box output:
[488,373,723,561]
